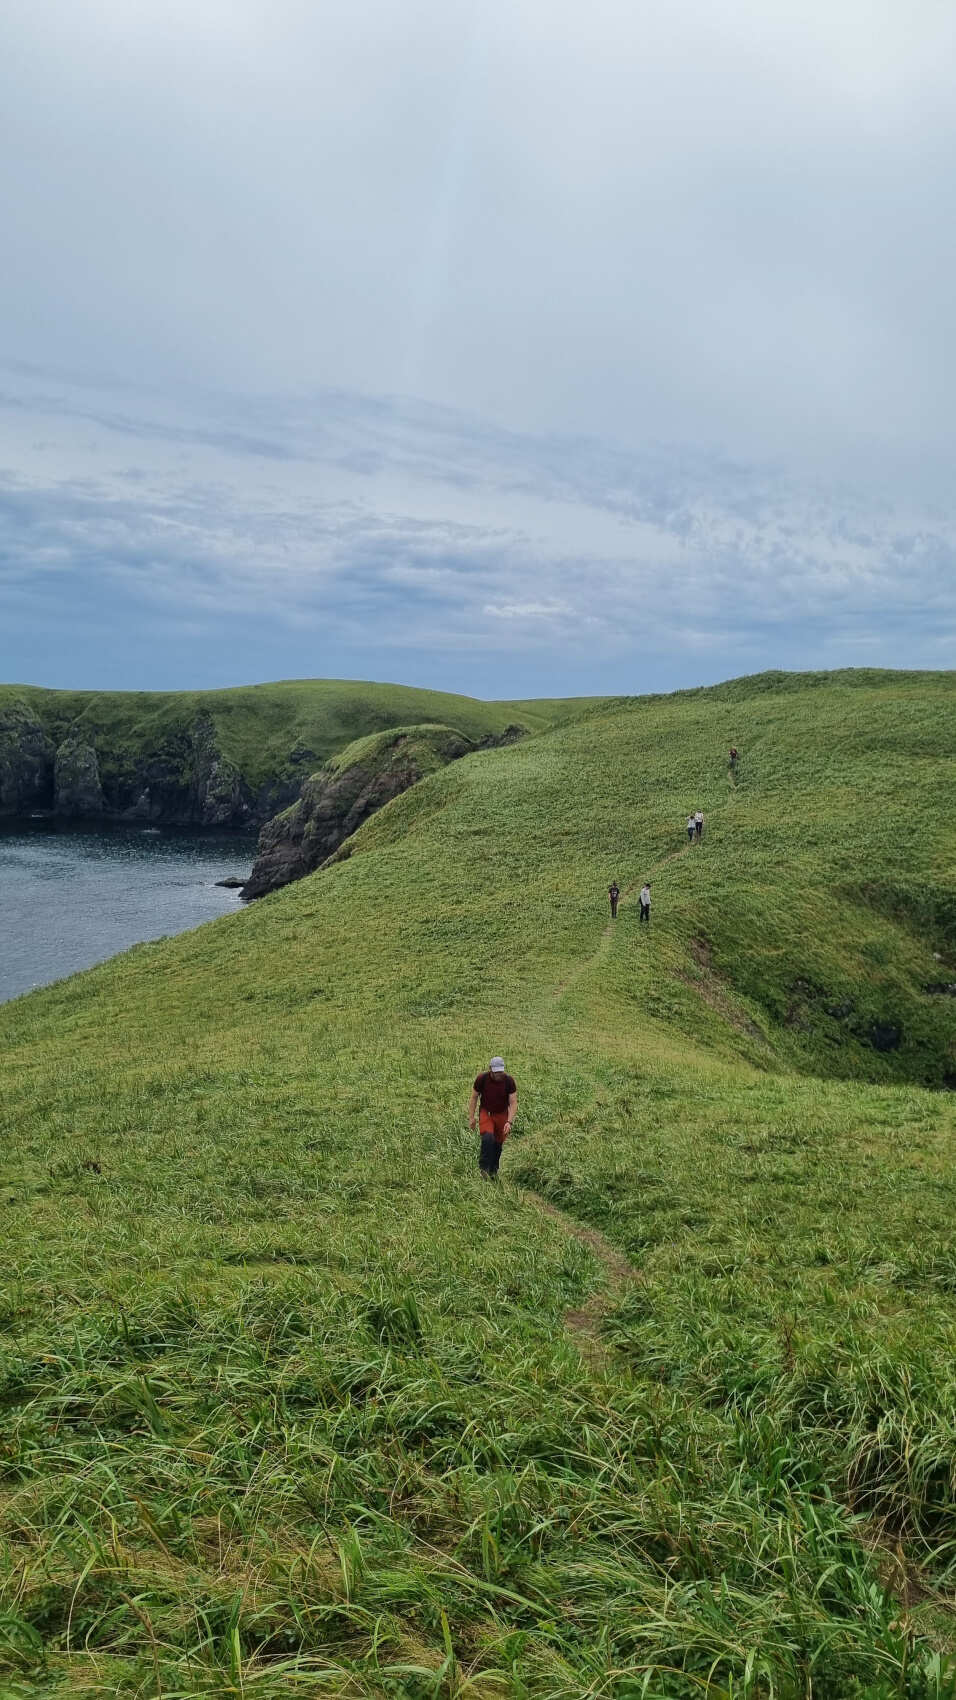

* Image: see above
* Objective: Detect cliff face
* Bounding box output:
[118,714,251,826]
[241,724,477,899]
[0,680,551,830]
[0,679,537,844]
[0,703,55,813]
[0,700,255,826]
[53,739,103,816]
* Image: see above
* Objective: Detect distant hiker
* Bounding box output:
[608,880,620,919]
[469,1057,518,1181]
[686,814,696,843]
[729,746,738,770]
[639,882,651,924]
[694,810,704,841]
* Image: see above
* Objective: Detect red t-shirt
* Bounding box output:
[474,1071,516,1113]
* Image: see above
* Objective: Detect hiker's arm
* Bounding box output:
[505,1090,517,1132]
[468,1088,479,1129]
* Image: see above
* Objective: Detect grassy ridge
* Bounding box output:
[324,724,474,778]
[0,670,954,1695]
[0,680,599,801]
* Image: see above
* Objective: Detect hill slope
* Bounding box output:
[0,678,600,825]
[0,669,954,1697]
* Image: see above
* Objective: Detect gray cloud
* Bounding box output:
[2,0,956,691]
[4,0,956,472]
[1,367,954,692]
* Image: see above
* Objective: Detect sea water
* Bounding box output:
[0,821,256,1004]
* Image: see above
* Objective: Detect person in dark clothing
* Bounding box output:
[469,1057,518,1179]
[729,745,738,770]
[608,880,620,919]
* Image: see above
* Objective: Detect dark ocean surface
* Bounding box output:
[0,822,256,1004]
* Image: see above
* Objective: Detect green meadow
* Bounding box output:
[0,669,954,1697]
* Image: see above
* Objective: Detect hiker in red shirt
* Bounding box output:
[469,1057,518,1180]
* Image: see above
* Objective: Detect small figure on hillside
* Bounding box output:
[686,813,696,843]
[639,882,651,925]
[729,745,738,771]
[694,810,704,841]
[469,1057,518,1181]
[608,880,620,919]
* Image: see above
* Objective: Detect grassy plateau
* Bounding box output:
[0,668,954,1698]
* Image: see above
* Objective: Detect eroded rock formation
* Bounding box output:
[0,707,255,827]
[54,739,104,816]
[242,724,475,899]
[0,702,55,813]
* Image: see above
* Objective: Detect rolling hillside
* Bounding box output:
[0,669,954,1697]
[0,679,601,825]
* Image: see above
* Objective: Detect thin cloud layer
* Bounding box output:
[2,0,955,690]
[1,366,953,693]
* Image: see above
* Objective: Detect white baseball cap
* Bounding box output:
[489,1056,506,1073]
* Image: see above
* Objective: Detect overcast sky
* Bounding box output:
[2,0,955,697]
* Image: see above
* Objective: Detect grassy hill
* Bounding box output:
[0,678,602,823]
[0,670,954,1696]
[0,679,596,791]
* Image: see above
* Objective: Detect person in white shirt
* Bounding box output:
[639,882,651,924]
[686,814,696,843]
[694,810,704,841]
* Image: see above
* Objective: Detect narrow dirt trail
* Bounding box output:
[522,1190,638,1371]
[550,840,693,1006]
[530,830,713,1359]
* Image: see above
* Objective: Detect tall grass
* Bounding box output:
[0,670,954,1694]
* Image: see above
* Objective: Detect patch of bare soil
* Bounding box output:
[561,1304,612,1371]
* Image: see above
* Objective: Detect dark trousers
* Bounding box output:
[639,904,650,924]
[479,1134,502,1178]
[610,897,618,918]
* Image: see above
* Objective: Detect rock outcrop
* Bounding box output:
[189,714,248,826]
[0,702,256,827]
[54,739,104,816]
[111,715,253,826]
[242,724,474,899]
[0,682,536,830]
[0,701,55,813]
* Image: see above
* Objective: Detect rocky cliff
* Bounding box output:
[53,739,103,816]
[118,714,251,826]
[0,699,256,826]
[0,702,55,813]
[0,682,545,830]
[241,723,478,899]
